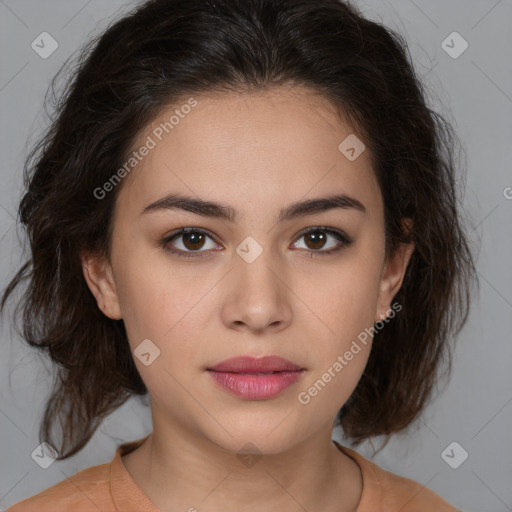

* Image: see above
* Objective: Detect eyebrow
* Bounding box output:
[140,192,366,223]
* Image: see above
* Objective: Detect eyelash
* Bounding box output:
[160,226,353,259]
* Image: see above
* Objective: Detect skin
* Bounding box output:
[81,86,414,512]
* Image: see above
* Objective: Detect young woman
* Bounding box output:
[1,0,476,510]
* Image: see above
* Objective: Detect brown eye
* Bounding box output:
[181,231,207,251]
[292,227,353,255]
[162,228,219,258]
[303,230,328,250]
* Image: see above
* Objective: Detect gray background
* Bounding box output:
[0,1,511,511]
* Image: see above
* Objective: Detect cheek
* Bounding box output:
[112,245,212,364]
[113,263,204,402]
[295,253,382,342]
[295,265,377,415]
[110,243,174,346]
[292,247,382,405]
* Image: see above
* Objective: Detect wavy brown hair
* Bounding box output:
[1,0,478,459]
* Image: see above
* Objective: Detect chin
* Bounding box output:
[201,419,307,458]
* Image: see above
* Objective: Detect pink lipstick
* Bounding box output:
[207,355,304,400]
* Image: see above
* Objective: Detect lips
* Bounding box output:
[208,355,303,373]
[207,356,304,400]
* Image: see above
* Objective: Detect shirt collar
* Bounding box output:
[332,439,383,511]
[108,435,381,512]
[109,435,158,511]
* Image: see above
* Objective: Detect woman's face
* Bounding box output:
[83,86,413,455]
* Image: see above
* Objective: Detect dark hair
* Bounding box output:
[1,0,477,459]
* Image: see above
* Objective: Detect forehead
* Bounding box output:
[115,87,382,223]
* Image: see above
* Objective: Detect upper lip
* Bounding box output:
[208,356,303,373]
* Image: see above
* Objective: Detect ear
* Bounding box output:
[80,250,123,320]
[375,219,415,322]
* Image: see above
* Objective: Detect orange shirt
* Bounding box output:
[5,437,460,511]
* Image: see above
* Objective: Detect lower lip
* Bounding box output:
[207,370,304,400]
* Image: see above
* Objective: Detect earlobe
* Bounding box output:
[80,251,123,320]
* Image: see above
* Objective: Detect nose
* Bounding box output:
[221,250,293,335]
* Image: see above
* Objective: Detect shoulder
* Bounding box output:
[334,441,462,512]
[376,467,461,511]
[5,460,114,512]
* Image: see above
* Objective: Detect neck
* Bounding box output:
[122,418,362,512]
